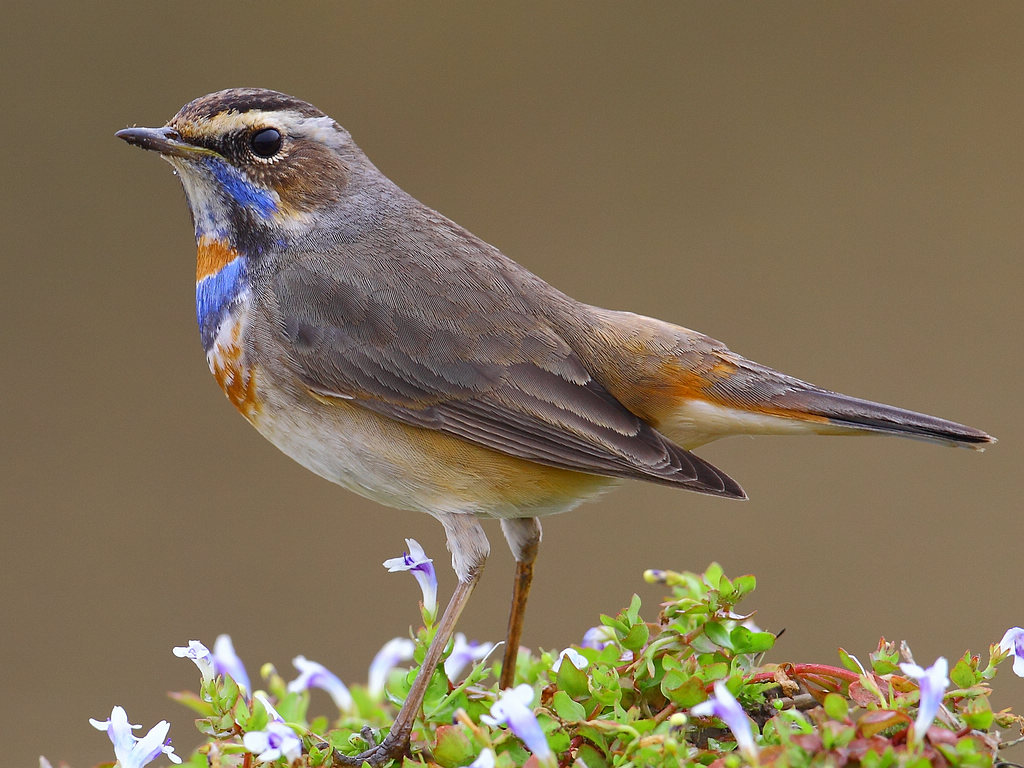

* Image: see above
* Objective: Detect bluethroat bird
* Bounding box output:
[117,88,993,765]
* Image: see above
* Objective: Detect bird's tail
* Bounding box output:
[766,385,995,449]
[659,353,995,450]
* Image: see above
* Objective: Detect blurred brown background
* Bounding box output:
[2,3,1021,765]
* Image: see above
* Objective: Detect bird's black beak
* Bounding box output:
[116,126,213,159]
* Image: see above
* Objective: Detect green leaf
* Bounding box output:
[556,655,590,699]
[730,626,774,654]
[600,613,629,635]
[732,574,756,595]
[168,690,215,717]
[432,724,475,767]
[596,644,622,665]
[625,593,643,623]
[717,574,734,597]
[961,696,994,730]
[703,621,733,650]
[248,697,270,732]
[589,665,622,706]
[838,647,864,674]
[275,691,308,724]
[872,657,899,675]
[704,562,724,589]
[422,666,450,716]
[621,622,650,651]
[950,655,978,690]
[552,690,587,721]
[700,661,730,682]
[575,743,609,768]
[823,692,849,721]
[662,675,706,708]
[857,709,911,738]
[178,754,209,768]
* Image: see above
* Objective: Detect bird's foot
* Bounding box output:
[328,726,409,767]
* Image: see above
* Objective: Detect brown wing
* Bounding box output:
[266,257,744,498]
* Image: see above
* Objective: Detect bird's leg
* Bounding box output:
[332,514,489,767]
[499,517,541,689]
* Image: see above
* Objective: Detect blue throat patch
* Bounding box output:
[203,157,278,220]
[196,256,248,351]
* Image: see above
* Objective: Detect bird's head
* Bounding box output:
[117,88,371,249]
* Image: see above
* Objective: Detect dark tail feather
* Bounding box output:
[770,387,995,450]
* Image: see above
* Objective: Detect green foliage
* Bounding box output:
[150,565,1024,766]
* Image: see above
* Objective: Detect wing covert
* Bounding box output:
[268,259,743,498]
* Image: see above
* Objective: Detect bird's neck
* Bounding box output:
[195,235,251,353]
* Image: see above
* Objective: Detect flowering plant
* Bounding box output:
[73,550,1023,768]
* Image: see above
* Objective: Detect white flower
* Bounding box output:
[445,633,494,680]
[212,634,251,693]
[466,748,496,768]
[89,705,181,768]
[288,655,353,711]
[900,657,950,744]
[253,691,284,722]
[690,681,757,760]
[172,640,215,685]
[481,685,553,765]
[243,721,303,763]
[581,625,615,650]
[998,627,1024,678]
[368,637,415,697]
[551,648,588,672]
[384,538,438,621]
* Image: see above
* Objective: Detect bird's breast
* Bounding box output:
[195,237,261,421]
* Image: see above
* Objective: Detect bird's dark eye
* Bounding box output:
[250,128,282,158]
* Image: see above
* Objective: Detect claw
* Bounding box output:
[330,730,409,766]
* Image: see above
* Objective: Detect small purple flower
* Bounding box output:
[288,655,353,711]
[89,706,181,768]
[481,684,554,766]
[551,648,588,672]
[690,681,757,760]
[900,657,949,744]
[581,625,615,650]
[243,721,303,763]
[368,637,415,697]
[445,633,494,680]
[384,538,438,621]
[999,627,1024,678]
[212,634,251,694]
[466,748,496,768]
[172,640,215,685]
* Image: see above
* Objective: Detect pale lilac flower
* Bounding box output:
[581,625,615,650]
[254,691,284,722]
[384,538,438,620]
[172,640,215,685]
[552,648,588,672]
[900,657,950,744]
[466,748,496,768]
[89,706,181,767]
[368,637,415,697]
[481,684,553,765]
[212,634,251,694]
[445,633,494,680]
[243,721,303,763]
[288,655,353,711]
[690,681,757,760]
[999,627,1024,677]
